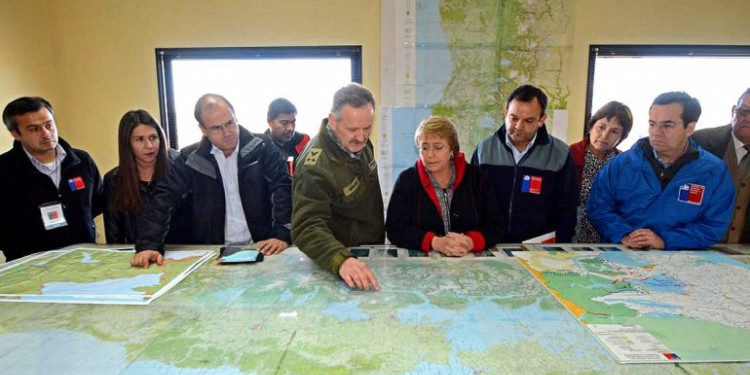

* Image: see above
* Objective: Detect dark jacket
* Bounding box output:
[136,127,292,253]
[103,149,191,244]
[264,129,311,161]
[471,124,579,243]
[0,138,103,261]
[386,152,503,251]
[691,124,750,243]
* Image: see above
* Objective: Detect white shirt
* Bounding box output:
[24,144,66,188]
[731,131,749,165]
[505,132,537,164]
[210,143,252,245]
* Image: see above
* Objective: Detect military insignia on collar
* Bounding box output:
[368,158,377,171]
[305,148,322,166]
[343,177,360,196]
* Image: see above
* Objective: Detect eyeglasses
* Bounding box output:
[204,119,238,133]
[419,144,449,154]
[734,108,750,119]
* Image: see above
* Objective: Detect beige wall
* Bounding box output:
[2,0,750,161]
[567,0,750,141]
[1,0,381,172]
[0,0,60,151]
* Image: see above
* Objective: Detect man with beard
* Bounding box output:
[0,97,104,261]
[472,85,578,243]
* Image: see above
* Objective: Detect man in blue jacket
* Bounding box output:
[472,85,578,243]
[588,91,734,250]
[132,94,292,267]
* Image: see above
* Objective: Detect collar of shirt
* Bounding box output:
[731,130,749,163]
[24,143,66,180]
[651,140,690,168]
[504,131,537,164]
[210,142,239,160]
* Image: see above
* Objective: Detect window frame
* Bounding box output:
[585,44,750,138]
[155,46,362,149]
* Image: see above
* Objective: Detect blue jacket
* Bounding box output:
[587,138,735,249]
[471,124,578,243]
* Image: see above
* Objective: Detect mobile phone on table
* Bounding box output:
[218,245,264,264]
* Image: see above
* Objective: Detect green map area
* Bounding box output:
[433,0,573,150]
[0,249,689,374]
[515,250,750,363]
[0,248,212,304]
[2,248,746,374]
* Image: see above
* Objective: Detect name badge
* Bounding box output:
[40,202,68,230]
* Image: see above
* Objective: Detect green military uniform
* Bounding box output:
[292,119,385,275]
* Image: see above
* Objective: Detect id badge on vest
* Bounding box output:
[40,201,68,230]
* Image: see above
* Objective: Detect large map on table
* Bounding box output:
[0,248,213,304]
[514,250,750,363]
[1,248,719,375]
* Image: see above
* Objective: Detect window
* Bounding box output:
[156,46,362,149]
[586,45,750,150]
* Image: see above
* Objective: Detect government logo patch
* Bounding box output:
[521,175,542,194]
[677,183,704,205]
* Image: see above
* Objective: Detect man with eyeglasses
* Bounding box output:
[588,91,734,250]
[131,94,292,267]
[692,88,750,243]
[472,84,579,243]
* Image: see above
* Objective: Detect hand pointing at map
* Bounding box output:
[130,250,164,268]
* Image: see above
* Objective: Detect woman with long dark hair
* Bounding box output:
[103,109,186,244]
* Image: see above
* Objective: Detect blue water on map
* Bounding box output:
[279,289,293,302]
[397,293,609,369]
[0,331,128,375]
[396,298,454,324]
[323,300,370,322]
[121,360,253,375]
[293,288,319,306]
[599,251,652,267]
[81,252,99,263]
[693,251,750,268]
[415,0,451,106]
[41,273,162,295]
[389,107,431,189]
[631,275,685,293]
